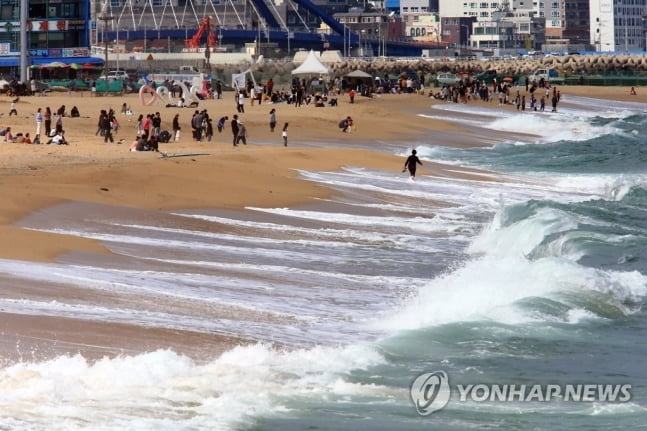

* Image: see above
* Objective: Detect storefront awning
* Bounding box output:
[31,56,104,65]
[0,56,104,67]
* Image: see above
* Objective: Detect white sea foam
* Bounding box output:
[382,191,647,330]
[427,101,625,145]
[0,344,387,430]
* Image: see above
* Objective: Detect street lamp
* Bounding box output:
[98,14,114,96]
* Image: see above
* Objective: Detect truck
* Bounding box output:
[528,68,550,83]
[528,68,563,85]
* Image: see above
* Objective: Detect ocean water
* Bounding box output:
[1,94,647,430]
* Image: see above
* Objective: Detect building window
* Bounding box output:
[1,4,18,20]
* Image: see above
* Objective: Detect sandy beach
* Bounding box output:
[0,83,643,361]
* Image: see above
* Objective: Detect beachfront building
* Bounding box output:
[0,0,101,76]
[438,0,588,52]
[562,0,590,47]
[334,9,402,56]
[590,0,647,52]
[400,0,440,42]
[440,16,475,50]
[403,13,441,42]
[469,19,516,50]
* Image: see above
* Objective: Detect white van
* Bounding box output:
[107,70,129,79]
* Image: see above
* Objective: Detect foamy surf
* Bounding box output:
[3,95,647,429]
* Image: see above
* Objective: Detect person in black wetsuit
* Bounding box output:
[403,149,422,179]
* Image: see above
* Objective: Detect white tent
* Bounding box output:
[291,50,330,76]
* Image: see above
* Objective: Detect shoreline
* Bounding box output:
[0,85,642,262]
[0,85,642,361]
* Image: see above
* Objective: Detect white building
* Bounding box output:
[590,0,647,52]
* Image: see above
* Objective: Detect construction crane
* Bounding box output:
[185,16,216,50]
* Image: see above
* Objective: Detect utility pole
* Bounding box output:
[19,0,28,83]
[98,14,114,96]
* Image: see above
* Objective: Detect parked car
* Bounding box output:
[435,72,462,86]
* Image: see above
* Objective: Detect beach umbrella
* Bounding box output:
[43,61,69,68]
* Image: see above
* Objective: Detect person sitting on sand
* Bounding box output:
[4,127,14,142]
[48,130,68,145]
[70,106,80,117]
[147,136,159,152]
[630,86,637,95]
[338,116,353,133]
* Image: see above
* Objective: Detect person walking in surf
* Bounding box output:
[402,149,422,180]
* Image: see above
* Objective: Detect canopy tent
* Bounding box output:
[291,50,330,76]
[344,70,372,79]
[344,69,374,95]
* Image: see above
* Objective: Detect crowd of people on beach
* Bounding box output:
[428,74,562,112]
[2,66,565,156]
[0,104,72,145]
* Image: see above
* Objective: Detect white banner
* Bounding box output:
[231,73,246,90]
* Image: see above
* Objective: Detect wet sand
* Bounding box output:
[0,84,641,360]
